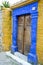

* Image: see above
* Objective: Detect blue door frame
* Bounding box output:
[11,2,38,64]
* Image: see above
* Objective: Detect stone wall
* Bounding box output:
[37,0,43,63]
[2,8,12,51]
[0,10,3,51]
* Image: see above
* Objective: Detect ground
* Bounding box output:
[0,52,22,65]
[0,52,42,65]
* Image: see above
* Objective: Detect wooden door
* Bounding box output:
[17,15,31,55]
[17,16,24,53]
[24,15,31,55]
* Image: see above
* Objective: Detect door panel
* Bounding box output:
[24,15,31,55]
[17,16,24,53]
[17,15,31,55]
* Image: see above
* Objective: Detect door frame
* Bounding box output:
[11,2,38,63]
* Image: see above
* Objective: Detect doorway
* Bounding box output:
[17,15,31,56]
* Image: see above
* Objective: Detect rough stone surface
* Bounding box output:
[37,0,43,62]
[0,52,22,65]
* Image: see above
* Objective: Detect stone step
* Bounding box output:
[15,52,27,61]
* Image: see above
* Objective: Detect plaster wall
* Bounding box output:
[37,0,43,63]
[2,8,12,51]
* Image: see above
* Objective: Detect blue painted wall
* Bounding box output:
[11,2,38,64]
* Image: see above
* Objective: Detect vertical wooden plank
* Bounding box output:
[17,16,24,53]
[24,15,31,55]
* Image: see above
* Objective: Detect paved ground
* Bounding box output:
[0,52,41,65]
[0,52,22,65]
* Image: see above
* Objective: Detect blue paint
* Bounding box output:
[11,2,38,64]
[11,16,18,52]
[27,12,38,64]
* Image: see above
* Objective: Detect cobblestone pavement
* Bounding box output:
[0,52,22,65]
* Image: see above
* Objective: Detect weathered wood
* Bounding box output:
[17,16,24,53]
[24,15,31,55]
[17,15,31,55]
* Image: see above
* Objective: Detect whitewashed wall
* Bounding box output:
[0,10,3,51]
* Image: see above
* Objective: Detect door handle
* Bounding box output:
[24,28,26,30]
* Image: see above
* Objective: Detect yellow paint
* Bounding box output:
[2,0,43,62]
[2,8,12,51]
[37,0,43,63]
